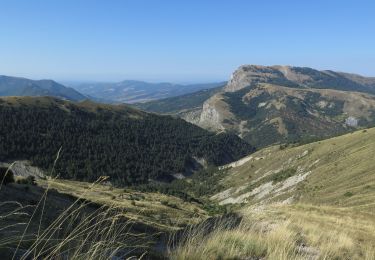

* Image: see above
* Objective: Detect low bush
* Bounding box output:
[0,167,15,185]
[16,176,36,185]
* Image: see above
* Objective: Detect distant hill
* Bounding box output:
[0,75,86,101]
[158,65,375,148]
[72,80,225,103]
[0,96,254,185]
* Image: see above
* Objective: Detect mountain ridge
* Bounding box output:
[225,65,375,93]
[0,75,87,101]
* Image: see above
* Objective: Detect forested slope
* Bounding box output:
[0,96,254,185]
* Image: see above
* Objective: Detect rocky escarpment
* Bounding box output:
[195,93,239,132]
[179,107,202,125]
[224,65,375,94]
[197,95,225,131]
[224,65,295,92]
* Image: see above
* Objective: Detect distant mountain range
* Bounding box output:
[0,75,86,101]
[71,80,226,103]
[0,75,225,105]
[137,65,375,148]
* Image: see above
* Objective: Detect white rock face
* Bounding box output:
[220,156,253,169]
[199,101,221,127]
[215,170,312,205]
[225,66,256,92]
[197,94,227,131]
[224,65,290,92]
[180,108,202,125]
[345,116,358,127]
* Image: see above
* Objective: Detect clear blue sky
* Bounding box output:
[1,0,374,83]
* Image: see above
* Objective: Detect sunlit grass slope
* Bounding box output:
[212,127,375,212]
[171,127,375,259]
[39,178,207,230]
[171,203,375,260]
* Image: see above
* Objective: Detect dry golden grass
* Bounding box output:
[158,84,375,259]
[172,128,375,259]
[0,176,150,259]
[170,203,375,260]
[38,178,207,231]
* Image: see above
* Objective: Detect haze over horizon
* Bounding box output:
[1,0,374,83]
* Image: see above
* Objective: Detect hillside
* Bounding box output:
[169,127,375,259]
[0,174,209,258]
[0,96,254,185]
[170,65,375,148]
[211,126,375,210]
[0,75,86,101]
[209,84,375,147]
[72,80,225,103]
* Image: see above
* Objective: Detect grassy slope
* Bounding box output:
[171,127,375,259]
[0,177,209,258]
[214,126,375,211]
[172,203,375,259]
[39,179,207,230]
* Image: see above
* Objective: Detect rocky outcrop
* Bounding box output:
[224,64,375,94]
[179,108,202,125]
[196,93,237,132]
[224,65,292,92]
[198,97,224,131]
[0,161,45,180]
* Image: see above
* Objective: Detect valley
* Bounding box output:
[2,2,375,259]
[2,126,374,259]
[72,80,225,104]
[1,65,375,260]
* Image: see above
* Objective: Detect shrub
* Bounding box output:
[279,144,289,150]
[16,176,36,185]
[0,167,15,185]
[271,168,297,183]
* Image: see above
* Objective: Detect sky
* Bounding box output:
[0,0,374,83]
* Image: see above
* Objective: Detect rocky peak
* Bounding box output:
[224,65,295,92]
[224,64,375,94]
